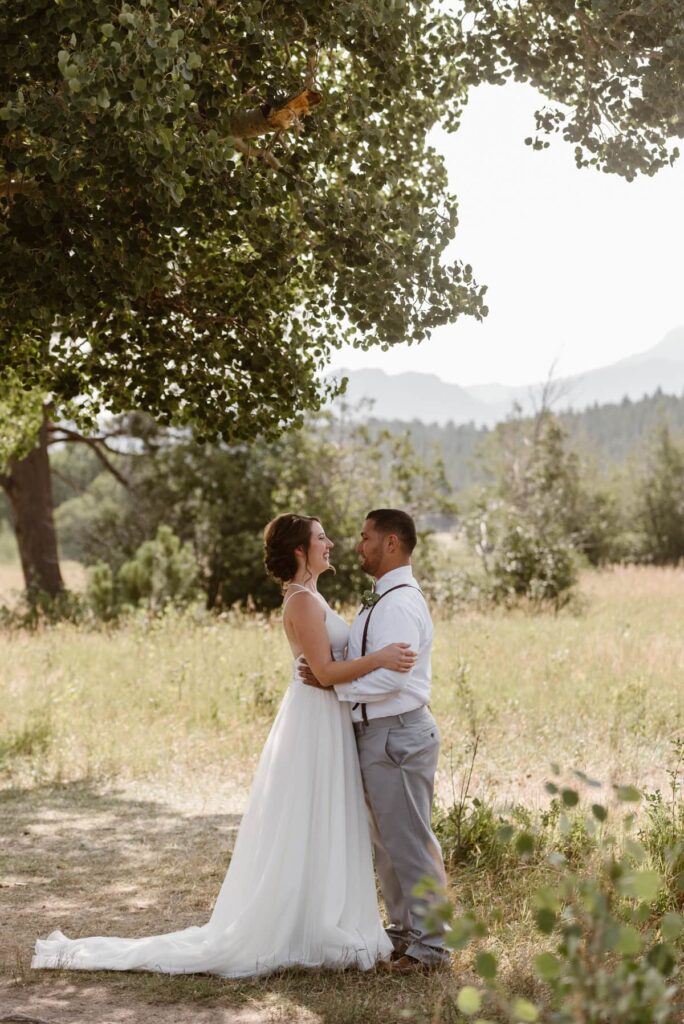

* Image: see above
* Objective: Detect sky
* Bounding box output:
[330,83,684,388]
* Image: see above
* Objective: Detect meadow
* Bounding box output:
[2,565,684,1022]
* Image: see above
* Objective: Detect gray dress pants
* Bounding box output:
[354,705,449,964]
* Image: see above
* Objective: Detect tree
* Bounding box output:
[456,0,683,180]
[2,1,682,596]
[635,423,684,564]
[1,0,488,595]
[1,0,486,433]
[53,409,453,610]
[465,399,628,602]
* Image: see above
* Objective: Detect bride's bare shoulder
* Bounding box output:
[282,588,325,621]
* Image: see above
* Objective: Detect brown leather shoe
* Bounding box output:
[384,954,430,974]
[386,953,452,975]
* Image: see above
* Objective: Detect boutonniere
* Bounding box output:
[360,590,381,612]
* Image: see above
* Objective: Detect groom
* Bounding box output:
[305,508,449,971]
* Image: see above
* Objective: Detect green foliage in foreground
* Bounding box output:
[430,772,684,1023]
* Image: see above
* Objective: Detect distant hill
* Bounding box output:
[330,367,492,425]
[368,389,684,492]
[334,326,684,426]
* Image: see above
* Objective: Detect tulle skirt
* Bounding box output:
[32,675,392,977]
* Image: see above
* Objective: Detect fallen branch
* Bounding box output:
[1,1016,56,1024]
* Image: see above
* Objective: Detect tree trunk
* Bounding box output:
[1,410,64,598]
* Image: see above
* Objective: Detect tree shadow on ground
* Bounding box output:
[1,782,465,1024]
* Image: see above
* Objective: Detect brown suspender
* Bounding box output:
[354,583,421,726]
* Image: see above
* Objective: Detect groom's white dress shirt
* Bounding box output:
[334,565,433,723]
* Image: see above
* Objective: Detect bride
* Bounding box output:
[32,513,417,977]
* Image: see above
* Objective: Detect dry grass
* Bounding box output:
[0,559,87,608]
[2,565,684,1022]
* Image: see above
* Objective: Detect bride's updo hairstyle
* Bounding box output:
[264,513,320,588]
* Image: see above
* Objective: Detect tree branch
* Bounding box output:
[0,179,40,199]
[229,87,322,139]
[233,138,284,171]
[47,425,131,489]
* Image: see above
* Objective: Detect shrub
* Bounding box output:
[117,525,199,612]
[489,514,577,607]
[85,526,200,619]
[428,775,682,1024]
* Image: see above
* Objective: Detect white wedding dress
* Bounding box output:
[32,592,392,977]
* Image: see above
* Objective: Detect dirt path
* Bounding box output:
[1,781,448,1024]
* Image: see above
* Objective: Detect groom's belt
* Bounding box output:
[353,704,428,736]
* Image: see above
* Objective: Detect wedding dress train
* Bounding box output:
[32,595,392,977]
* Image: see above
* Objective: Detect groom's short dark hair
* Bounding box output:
[366,509,417,554]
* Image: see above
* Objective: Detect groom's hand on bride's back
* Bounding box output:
[299,659,325,689]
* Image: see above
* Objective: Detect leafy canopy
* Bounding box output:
[0,0,486,441]
[2,1,680,443]
[456,0,683,180]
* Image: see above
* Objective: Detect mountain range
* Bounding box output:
[332,326,684,426]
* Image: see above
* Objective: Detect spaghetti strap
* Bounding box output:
[282,585,321,612]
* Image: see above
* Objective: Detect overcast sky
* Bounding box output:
[330,83,684,388]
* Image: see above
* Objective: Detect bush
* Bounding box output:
[635,424,684,565]
[428,774,683,1024]
[85,562,117,622]
[489,514,577,607]
[85,525,199,619]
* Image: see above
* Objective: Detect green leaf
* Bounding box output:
[647,942,676,975]
[614,924,642,956]
[515,831,535,856]
[511,998,539,1022]
[573,769,601,787]
[561,788,579,807]
[475,951,497,980]
[186,51,202,69]
[534,907,556,934]
[457,987,482,1015]
[661,912,683,940]
[616,785,642,802]
[624,838,647,863]
[618,870,662,903]
[533,952,561,979]
[591,803,607,821]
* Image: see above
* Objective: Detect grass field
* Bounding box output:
[2,565,684,1022]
